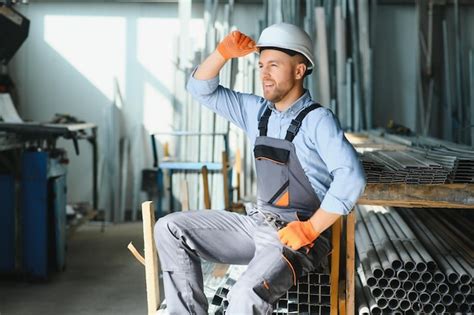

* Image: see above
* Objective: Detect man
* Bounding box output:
[154,23,366,314]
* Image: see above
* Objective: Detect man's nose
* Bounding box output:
[260,67,270,79]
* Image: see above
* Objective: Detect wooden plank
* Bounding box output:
[338,282,346,315]
[222,151,230,209]
[358,183,474,208]
[142,201,160,315]
[201,166,211,209]
[235,148,242,201]
[330,217,342,315]
[180,179,189,211]
[345,211,356,315]
[127,242,145,266]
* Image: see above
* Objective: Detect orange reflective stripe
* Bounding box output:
[281,255,297,285]
[275,191,289,207]
[263,280,270,290]
[281,254,297,286]
[256,156,285,165]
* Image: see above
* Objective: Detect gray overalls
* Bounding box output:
[154,103,331,314]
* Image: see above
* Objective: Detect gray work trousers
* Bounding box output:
[154,208,330,315]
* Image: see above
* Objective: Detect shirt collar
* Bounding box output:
[267,89,313,117]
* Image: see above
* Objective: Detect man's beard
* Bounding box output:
[263,85,285,103]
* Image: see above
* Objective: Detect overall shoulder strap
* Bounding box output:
[285,103,322,142]
[258,107,273,137]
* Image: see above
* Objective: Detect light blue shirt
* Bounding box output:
[186,71,366,215]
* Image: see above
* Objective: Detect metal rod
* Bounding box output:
[437,282,449,295]
[410,271,421,282]
[415,280,426,292]
[375,296,388,309]
[363,282,381,313]
[388,209,436,271]
[423,302,434,314]
[430,292,441,304]
[387,298,400,310]
[357,207,394,277]
[382,288,394,299]
[426,281,437,292]
[355,226,377,286]
[419,292,431,304]
[396,269,409,281]
[371,287,383,299]
[355,207,384,278]
[388,278,400,289]
[413,301,422,312]
[407,290,418,302]
[377,278,388,288]
[422,271,433,282]
[356,271,370,315]
[470,50,474,146]
[412,211,472,284]
[434,303,446,314]
[398,208,459,284]
[395,288,406,299]
[442,19,453,141]
[399,299,411,311]
[454,0,464,142]
[441,293,454,306]
[347,0,364,130]
[403,281,414,292]
[459,283,471,295]
[454,292,466,304]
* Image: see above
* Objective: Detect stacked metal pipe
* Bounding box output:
[364,131,474,184]
[273,272,331,315]
[210,271,331,315]
[356,205,473,314]
[360,150,450,184]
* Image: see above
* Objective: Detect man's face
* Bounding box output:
[258,49,301,103]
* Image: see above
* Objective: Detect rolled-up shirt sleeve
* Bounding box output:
[315,110,366,215]
[186,68,261,133]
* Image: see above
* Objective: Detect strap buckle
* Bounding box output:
[287,119,302,135]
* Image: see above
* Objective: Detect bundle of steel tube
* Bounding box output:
[360,150,450,184]
[211,271,331,315]
[356,205,473,314]
[272,272,331,315]
[363,131,474,184]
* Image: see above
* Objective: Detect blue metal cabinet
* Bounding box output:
[21,151,67,279]
[0,174,15,273]
[51,174,67,271]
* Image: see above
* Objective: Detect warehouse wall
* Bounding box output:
[373,5,474,141]
[373,5,417,132]
[9,1,262,216]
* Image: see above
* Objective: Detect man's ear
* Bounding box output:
[295,63,307,80]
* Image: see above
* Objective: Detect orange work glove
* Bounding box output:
[217,30,256,60]
[278,221,320,251]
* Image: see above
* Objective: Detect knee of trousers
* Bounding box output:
[154,213,187,267]
[228,259,294,307]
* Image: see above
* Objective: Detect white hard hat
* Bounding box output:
[256,22,315,70]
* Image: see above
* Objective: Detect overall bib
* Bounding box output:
[154,103,331,314]
[254,103,323,219]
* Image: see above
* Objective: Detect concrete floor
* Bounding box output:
[0,223,150,315]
